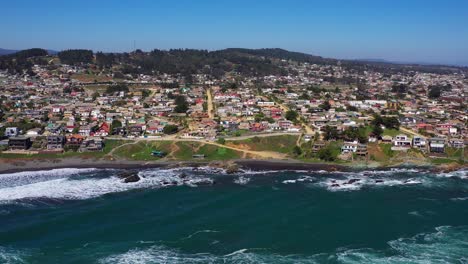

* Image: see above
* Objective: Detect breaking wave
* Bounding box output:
[0,247,31,264]
[0,167,466,203]
[0,168,213,203]
[99,225,468,264]
[281,168,467,191]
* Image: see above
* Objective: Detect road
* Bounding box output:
[399,126,424,138]
[206,88,215,119]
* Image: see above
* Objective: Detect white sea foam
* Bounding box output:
[335,225,468,264]
[0,247,30,264]
[99,225,468,264]
[0,168,213,203]
[282,168,468,191]
[450,197,468,201]
[234,176,251,185]
[181,230,220,240]
[0,168,98,188]
[99,246,324,264]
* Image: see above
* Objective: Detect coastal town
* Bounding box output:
[0,48,466,167]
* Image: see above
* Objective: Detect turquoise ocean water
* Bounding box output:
[0,167,467,263]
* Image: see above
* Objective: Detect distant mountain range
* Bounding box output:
[0,48,18,56]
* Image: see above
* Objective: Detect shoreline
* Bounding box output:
[0,157,464,175]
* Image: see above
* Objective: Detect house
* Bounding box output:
[381,135,393,143]
[250,123,266,132]
[449,139,464,149]
[66,134,84,147]
[8,137,31,150]
[5,127,19,137]
[93,123,110,137]
[79,138,104,152]
[368,133,378,143]
[26,128,43,137]
[79,125,92,137]
[412,136,427,150]
[393,134,412,148]
[287,125,301,132]
[311,142,326,153]
[47,136,66,150]
[356,144,368,156]
[46,123,63,134]
[429,138,445,153]
[341,141,358,153]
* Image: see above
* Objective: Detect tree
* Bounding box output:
[428,84,451,99]
[111,119,122,129]
[292,146,302,157]
[319,100,331,111]
[383,117,400,129]
[323,125,339,141]
[372,124,383,137]
[106,84,129,94]
[217,138,226,145]
[347,105,358,111]
[285,110,298,121]
[318,146,336,161]
[174,95,189,113]
[299,92,310,100]
[92,92,100,100]
[58,49,93,65]
[163,125,178,134]
[141,89,151,98]
[371,114,384,127]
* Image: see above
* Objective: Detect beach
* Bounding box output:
[1,155,465,175]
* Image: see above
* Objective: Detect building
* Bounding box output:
[47,136,66,150]
[392,134,412,148]
[66,134,84,147]
[8,137,31,150]
[5,127,19,137]
[412,136,427,150]
[429,138,445,153]
[449,139,464,149]
[79,138,104,152]
[341,141,358,153]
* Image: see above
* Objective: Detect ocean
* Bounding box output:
[0,167,467,263]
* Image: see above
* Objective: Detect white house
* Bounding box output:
[393,134,412,147]
[5,127,19,137]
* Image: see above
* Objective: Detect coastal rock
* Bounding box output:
[225,163,240,174]
[208,161,240,174]
[346,179,360,185]
[124,174,140,183]
[118,171,141,183]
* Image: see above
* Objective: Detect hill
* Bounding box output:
[0,48,18,56]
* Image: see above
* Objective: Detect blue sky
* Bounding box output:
[1,0,468,65]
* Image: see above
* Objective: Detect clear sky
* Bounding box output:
[1,0,468,65]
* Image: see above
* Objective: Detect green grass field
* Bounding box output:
[227,135,299,154]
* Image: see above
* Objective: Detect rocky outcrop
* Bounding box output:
[118,171,141,183]
[208,161,240,174]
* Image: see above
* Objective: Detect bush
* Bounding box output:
[285,110,298,121]
[217,138,226,145]
[163,125,178,134]
[292,146,302,157]
[317,145,338,161]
